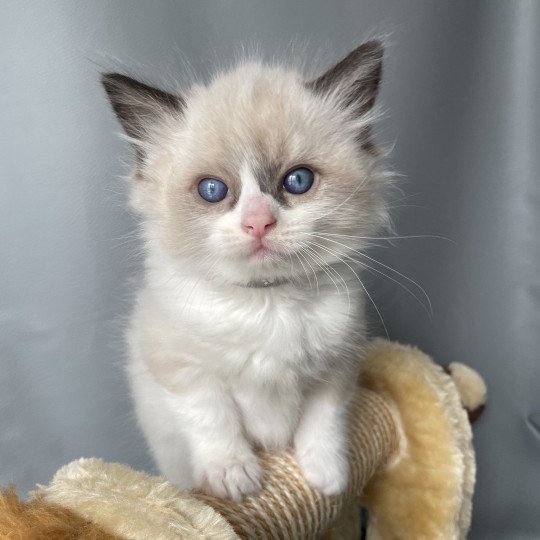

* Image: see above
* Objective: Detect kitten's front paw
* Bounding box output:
[295,442,349,496]
[199,453,262,502]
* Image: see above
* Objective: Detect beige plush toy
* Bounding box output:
[0,340,486,539]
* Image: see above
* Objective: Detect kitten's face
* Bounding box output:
[103,42,388,285]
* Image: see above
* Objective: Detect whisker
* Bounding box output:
[309,236,431,317]
[309,233,433,316]
[354,251,433,316]
[297,248,320,295]
[315,232,454,244]
[355,259,431,318]
[308,248,352,314]
[293,251,314,290]
[306,240,389,338]
[304,246,350,312]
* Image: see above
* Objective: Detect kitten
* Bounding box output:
[102,41,389,501]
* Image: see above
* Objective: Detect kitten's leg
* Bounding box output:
[129,358,196,488]
[171,382,262,501]
[131,361,261,501]
[234,382,301,450]
[143,420,193,488]
[294,383,352,496]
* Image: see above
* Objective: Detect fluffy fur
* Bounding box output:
[103,41,390,501]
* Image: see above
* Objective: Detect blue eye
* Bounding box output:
[197,178,228,203]
[283,167,314,195]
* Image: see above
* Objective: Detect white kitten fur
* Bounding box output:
[104,41,389,500]
[128,247,359,498]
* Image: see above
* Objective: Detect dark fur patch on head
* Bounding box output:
[308,41,383,113]
[102,73,184,161]
[253,157,288,205]
[307,41,383,151]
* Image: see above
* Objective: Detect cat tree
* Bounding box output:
[1,339,485,539]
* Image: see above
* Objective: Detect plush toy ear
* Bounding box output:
[307,40,383,117]
[101,73,184,153]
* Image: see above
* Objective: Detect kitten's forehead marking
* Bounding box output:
[239,162,261,199]
[239,155,286,206]
[253,156,287,205]
[238,162,280,212]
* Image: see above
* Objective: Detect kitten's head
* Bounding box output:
[103,41,389,286]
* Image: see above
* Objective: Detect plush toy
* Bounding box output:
[0,340,486,539]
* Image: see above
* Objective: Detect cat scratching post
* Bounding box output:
[7,340,484,540]
[194,386,398,539]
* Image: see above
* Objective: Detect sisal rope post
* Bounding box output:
[193,389,399,539]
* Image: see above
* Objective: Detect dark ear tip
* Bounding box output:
[101,72,129,93]
[357,40,384,61]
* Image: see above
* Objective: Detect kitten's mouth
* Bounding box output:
[253,244,271,255]
[249,240,279,259]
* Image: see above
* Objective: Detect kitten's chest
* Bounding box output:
[170,285,359,379]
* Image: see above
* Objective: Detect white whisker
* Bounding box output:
[306,239,389,338]
[309,233,433,316]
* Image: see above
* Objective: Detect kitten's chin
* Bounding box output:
[214,251,292,287]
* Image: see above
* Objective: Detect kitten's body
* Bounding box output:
[128,254,364,496]
[103,42,389,500]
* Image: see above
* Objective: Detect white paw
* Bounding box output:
[296,443,349,496]
[199,453,262,502]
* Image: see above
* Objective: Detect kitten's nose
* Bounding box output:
[241,204,277,238]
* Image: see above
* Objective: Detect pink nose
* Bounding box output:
[241,208,277,238]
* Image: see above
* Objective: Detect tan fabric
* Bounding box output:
[360,339,475,540]
[36,459,238,540]
[448,361,488,411]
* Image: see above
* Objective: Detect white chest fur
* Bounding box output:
[136,265,359,386]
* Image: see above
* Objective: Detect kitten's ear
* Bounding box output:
[101,73,184,146]
[307,40,383,116]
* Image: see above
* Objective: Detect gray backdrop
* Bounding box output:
[1,1,539,538]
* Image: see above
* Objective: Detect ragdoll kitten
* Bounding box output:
[103,41,389,501]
